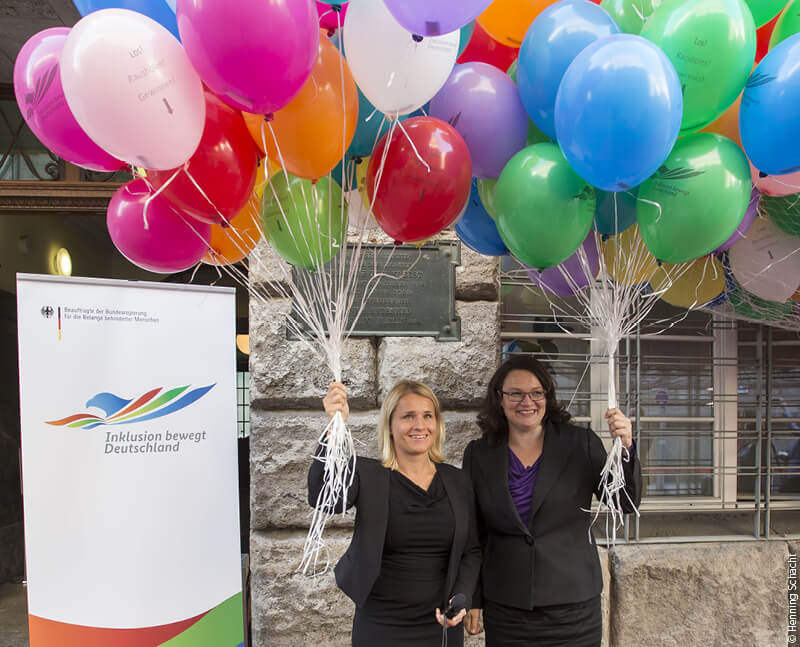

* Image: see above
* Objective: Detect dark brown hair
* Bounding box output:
[477,355,571,446]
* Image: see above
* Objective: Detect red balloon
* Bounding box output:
[107,179,210,274]
[148,91,259,225]
[366,117,472,243]
[457,21,519,71]
[756,13,779,63]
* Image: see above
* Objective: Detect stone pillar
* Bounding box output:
[248,242,500,646]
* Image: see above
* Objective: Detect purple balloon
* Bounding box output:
[107,179,210,273]
[13,28,124,171]
[383,0,492,37]
[430,62,528,179]
[527,232,599,296]
[177,0,319,114]
[714,188,759,253]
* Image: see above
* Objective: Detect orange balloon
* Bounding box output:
[793,288,800,303]
[477,0,556,48]
[700,92,742,149]
[202,197,263,265]
[243,30,358,180]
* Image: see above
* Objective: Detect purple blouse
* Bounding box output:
[508,448,542,526]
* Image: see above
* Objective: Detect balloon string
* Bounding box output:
[635,195,663,223]
[394,119,430,173]
[142,166,182,230]
[183,166,228,223]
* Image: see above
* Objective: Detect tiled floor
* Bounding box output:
[0,583,28,647]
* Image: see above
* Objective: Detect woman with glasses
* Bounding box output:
[462,355,641,646]
[309,380,481,647]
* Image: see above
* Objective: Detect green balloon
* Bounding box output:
[769,0,800,50]
[761,193,800,236]
[637,133,751,263]
[601,0,664,34]
[506,60,551,146]
[744,0,787,28]
[641,0,756,134]
[261,173,346,269]
[477,178,498,219]
[495,143,595,269]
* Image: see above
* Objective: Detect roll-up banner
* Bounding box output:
[16,274,243,647]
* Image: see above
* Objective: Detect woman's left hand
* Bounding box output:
[435,606,467,628]
[605,408,633,450]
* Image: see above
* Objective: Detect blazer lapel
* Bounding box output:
[477,440,529,534]
[527,421,574,525]
[439,466,467,584]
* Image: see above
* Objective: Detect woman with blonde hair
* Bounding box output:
[308,380,480,647]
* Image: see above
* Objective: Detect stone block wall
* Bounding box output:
[249,242,501,647]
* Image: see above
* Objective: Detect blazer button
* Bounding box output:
[525,535,534,546]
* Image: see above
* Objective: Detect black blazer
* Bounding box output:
[462,420,641,610]
[308,451,481,609]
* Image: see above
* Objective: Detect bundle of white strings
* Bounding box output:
[301,410,356,575]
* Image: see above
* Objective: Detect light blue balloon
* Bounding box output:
[740,33,800,176]
[518,0,619,140]
[74,0,180,39]
[555,34,682,192]
[455,179,508,256]
[593,188,637,235]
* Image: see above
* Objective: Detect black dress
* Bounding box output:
[352,468,464,647]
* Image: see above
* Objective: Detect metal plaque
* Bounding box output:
[288,241,461,341]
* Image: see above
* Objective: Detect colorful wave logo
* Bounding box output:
[46,385,215,430]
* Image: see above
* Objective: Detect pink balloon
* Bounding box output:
[317,2,347,31]
[61,9,206,170]
[107,179,210,273]
[13,28,124,172]
[177,0,319,114]
[751,162,800,197]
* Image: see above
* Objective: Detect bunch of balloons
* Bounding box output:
[11,0,800,318]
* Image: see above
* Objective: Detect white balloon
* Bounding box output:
[343,0,459,116]
[61,8,205,170]
[346,189,381,233]
[729,214,800,302]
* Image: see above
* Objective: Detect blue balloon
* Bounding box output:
[74,0,180,39]
[518,0,619,140]
[455,179,509,256]
[740,34,800,176]
[593,188,637,235]
[555,34,682,192]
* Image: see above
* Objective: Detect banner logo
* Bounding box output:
[46,384,215,430]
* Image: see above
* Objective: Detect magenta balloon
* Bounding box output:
[317,1,347,31]
[526,231,599,296]
[714,188,759,253]
[177,0,319,114]
[107,179,210,273]
[430,62,528,179]
[13,28,124,172]
[383,0,491,37]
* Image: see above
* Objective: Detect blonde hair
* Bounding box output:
[378,380,446,470]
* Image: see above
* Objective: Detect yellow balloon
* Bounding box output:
[651,255,726,308]
[601,225,660,286]
[253,159,281,201]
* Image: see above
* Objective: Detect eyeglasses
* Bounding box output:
[500,390,546,402]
